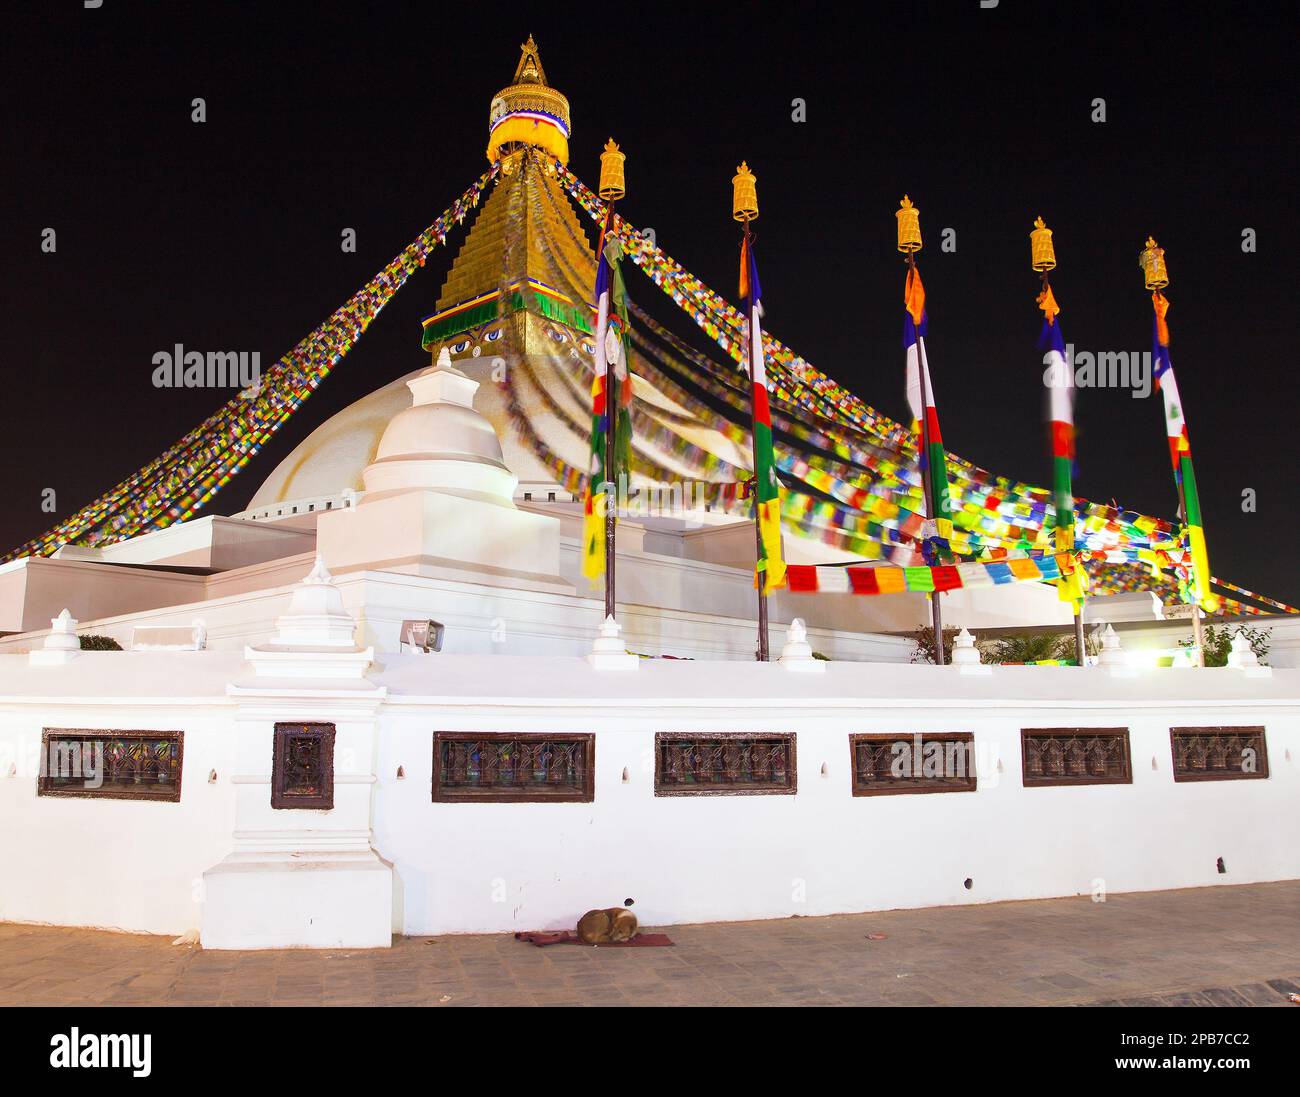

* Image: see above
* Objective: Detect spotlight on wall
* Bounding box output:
[208,769,217,784]
[400,619,445,653]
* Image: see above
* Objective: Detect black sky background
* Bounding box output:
[4,1,1297,604]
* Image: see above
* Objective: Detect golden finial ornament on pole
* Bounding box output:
[732,161,758,222]
[1139,235,1169,290]
[1030,216,1057,272]
[598,138,626,201]
[896,194,922,253]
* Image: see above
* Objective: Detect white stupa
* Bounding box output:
[315,348,571,593]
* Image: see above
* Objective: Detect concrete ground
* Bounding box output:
[2,881,1298,1007]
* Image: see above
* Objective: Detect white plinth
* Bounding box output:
[316,488,571,593]
[201,850,392,950]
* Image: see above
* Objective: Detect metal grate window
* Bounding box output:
[1021,728,1131,787]
[433,733,594,802]
[654,733,796,796]
[38,729,183,802]
[1170,726,1268,782]
[272,723,335,809]
[850,733,977,796]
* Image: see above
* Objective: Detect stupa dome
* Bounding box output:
[246,352,568,511]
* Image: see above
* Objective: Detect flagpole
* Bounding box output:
[583,139,628,622]
[899,222,946,665]
[1141,237,1208,666]
[734,169,770,661]
[911,250,945,664]
[1030,217,1087,666]
[746,219,770,661]
[603,203,618,623]
[1046,263,1087,667]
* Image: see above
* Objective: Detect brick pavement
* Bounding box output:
[1,881,1297,1007]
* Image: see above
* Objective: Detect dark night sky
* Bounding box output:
[4,2,1297,603]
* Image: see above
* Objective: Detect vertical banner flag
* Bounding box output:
[1151,291,1218,612]
[1038,285,1086,607]
[581,207,634,581]
[739,235,786,588]
[903,267,953,541]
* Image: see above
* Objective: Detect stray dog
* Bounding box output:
[576,906,638,944]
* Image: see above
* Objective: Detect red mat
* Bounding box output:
[514,930,674,948]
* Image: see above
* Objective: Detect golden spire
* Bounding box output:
[487,35,572,166]
[513,34,547,85]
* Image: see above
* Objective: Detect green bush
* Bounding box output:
[78,634,122,651]
[1180,624,1270,667]
[983,632,1074,665]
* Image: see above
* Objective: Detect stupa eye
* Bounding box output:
[451,340,470,354]
[545,327,566,343]
[485,329,502,342]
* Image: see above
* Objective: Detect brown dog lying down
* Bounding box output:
[576,907,638,944]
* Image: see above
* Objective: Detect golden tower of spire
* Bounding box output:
[487,35,572,166]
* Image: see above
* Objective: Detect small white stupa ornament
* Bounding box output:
[1096,624,1126,667]
[360,345,518,507]
[243,556,374,680]
[1226,631,1258,668]
[269,556,358,649]
[950,626,991,674]
[950,627,979,666]
[587,615,638,670]
[1226,631,1269,676]
[30,609,82,665]
[779,618,825,672]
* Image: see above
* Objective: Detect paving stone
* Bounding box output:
[2,880,1298,1007]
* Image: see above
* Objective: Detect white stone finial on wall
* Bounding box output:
[779,618,825,673]
[950,626,992,675]
[1096,623,1138,676]
[1097,624,1125,666]
[1227,631,1271,676]
[45,609,79,650]
[268,555,357,648]
[587,615,639,670]
[242,556,374,679]
[30,609,81,665]
[951,627,979,665]
[1227,631,1258,668]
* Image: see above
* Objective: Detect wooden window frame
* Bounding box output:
[432,733,595,803]
[653,732,797,797]
[1020,727,1132,787]
[37,728,184,802]
[1169,726,1269,783]
[849,732,978,796]
[271,722,335,810]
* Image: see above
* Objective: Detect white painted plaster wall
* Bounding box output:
[374,697,1300,936]
[0,652,1296,941]
[0,701,236,936]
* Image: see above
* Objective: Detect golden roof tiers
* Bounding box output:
[487,35,571,166]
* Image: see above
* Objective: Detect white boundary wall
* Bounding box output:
[0,651,1297,943]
